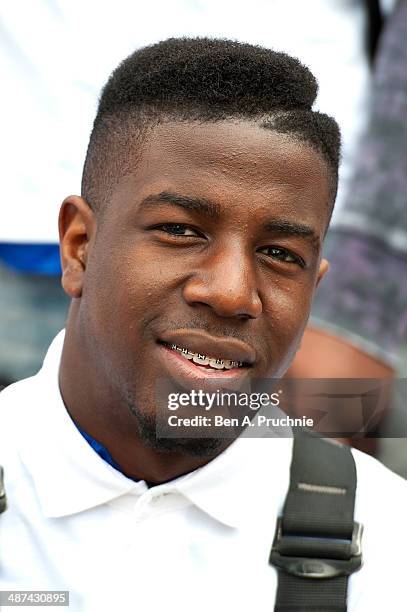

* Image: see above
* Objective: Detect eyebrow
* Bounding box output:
[262,220,321,253]
[139,191,221,219]
[139,190,321,252]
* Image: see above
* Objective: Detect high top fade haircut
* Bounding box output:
[82,37,341,214]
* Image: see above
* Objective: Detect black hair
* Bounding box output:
[82,37,340,211]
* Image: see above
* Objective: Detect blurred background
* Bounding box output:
[1,0,407,474]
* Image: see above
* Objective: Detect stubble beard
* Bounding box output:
[124,393,226,458]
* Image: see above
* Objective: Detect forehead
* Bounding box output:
[109,119,332,231]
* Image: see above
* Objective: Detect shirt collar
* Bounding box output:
[173,435,292,528]
[18,330,146,518]
[17,330,292,526]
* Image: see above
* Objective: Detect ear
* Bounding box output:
[58,195,96,299]
[316,257,329,288]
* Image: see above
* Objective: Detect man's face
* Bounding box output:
[68,119,331,433]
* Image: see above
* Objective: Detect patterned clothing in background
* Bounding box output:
[311,0,407,365]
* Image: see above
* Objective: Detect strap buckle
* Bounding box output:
[269,517,363,579]
[0,466,7,514]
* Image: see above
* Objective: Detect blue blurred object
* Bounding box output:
[0,249,68,383]
[0,243,61,275]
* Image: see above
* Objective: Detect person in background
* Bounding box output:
[288,0,407,463]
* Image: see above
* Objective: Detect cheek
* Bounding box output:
[262,278,314,348]
[84,240,179,335]
[78,249,161,389]
[262,273,313,316]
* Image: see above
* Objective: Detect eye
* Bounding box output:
[258,246,305,268]
[154,223,203,237]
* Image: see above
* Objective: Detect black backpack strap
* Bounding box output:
[0,466,7,514]
[269,430,363,611]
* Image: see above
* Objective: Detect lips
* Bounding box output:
[155,329,256,384]
[159,329,256,367]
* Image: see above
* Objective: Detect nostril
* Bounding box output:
[236,312,255,321]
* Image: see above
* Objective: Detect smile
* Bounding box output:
[163,342,245,370]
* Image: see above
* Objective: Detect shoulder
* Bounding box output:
[0,375,43,467]
[347,448,407,608]
[351,446,407,539]
[0,376,38,426]
[351,446,407,555]
[352,446,407,504]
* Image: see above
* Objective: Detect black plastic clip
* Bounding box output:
[269,517,363,579]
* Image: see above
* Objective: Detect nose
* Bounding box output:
[182,243,263,320]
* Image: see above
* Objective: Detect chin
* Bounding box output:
[125,396,226,458]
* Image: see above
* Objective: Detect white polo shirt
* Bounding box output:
[1,331,407,611]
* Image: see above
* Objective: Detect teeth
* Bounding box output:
[208,358,225,370]
[166,343,244,369]
[192,354,210,366]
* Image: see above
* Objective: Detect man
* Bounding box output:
[0,38,406,611]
